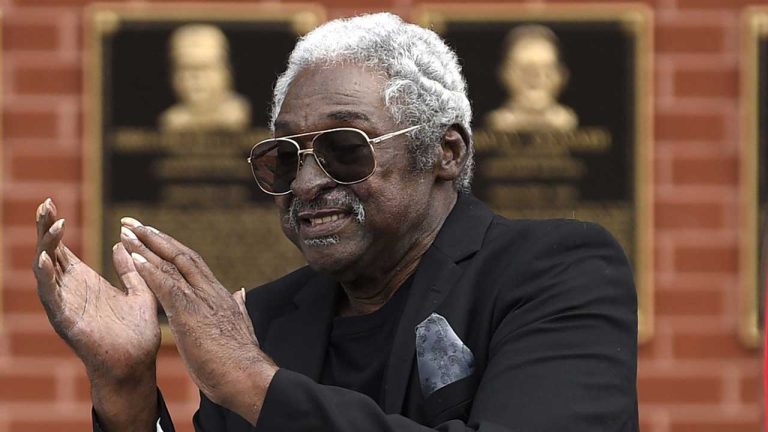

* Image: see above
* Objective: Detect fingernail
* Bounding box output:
[131,253,147,264]
[38,251,49,269]
[35,203,45,222]
[146,226,160,234]
[121,217,143,228]
[49,219,65,235]
[240,288,246,302]
[121,226,137,240]
[112,243,120,251]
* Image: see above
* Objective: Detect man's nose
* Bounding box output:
[291,153,336,201]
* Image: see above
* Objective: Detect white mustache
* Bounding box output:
[287,192,366,231]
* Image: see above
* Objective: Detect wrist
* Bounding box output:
[90,366,158,432]
[218,360,278,426]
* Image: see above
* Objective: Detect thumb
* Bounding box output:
[233,288,258,345]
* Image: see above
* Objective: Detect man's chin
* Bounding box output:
[300,239,359,276]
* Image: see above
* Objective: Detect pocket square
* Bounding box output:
[415,313,475,397]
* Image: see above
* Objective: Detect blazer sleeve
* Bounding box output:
[203,221,637,432]
[467,221,639,430]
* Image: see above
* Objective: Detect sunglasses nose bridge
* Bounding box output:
[291,148,335,200]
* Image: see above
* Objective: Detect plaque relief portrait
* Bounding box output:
[418,5,653,341]
[485,25,578,133]
[86,6,324,336]
[740,8,768,347]
[159,24,251,132]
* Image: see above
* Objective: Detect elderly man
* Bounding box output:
[34,13,638,432]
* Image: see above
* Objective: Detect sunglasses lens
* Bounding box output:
[314,130,375,183]
[250,139,298,194]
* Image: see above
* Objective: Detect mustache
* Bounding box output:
[286,191,366,230]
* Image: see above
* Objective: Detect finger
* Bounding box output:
[36,219,65,266]
[34,250,57,287]
[112,243,150,296]
[35,198,59,240]
[130,252,187,316]
[34,251,61,313]
[122,218,218,289]
[123,218,197,264]
[35,198,51,239]
[120,226,166,269]
[55,243,81,272]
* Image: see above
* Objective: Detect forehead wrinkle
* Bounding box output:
[326,110,371,123]
[275,108,375,135]
[273,119,291,132]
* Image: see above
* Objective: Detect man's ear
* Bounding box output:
[436,124,470,182]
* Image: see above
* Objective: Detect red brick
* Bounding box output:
[655,289,723,316]
[13,0,125,6]
[4,110,58,139]
[674,67,737,99]
[4,197,44,226]
[639,417,656,432]
[3,287,46,314]
[674,245,738,273]
[655,202,724,229]
[655,113,725,142]
[3,21,58,51]
[657,24,726,54]
[740,373,759,403]
[12,154,81,182]
[547,0,659,2]
[316,0,394,6]
[14,64,81,95]
[671,156,737,185]
[8,329,76,358]
[10,244,37,272]
[390,0,525,3]
[672,331,752,359]
[670,420,759,432]
[638,337,663,361]
[638,375,722,403]
[676,0,755,9]
[0,371,56,401]
[9,420,92,432]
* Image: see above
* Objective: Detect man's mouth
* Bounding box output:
[306,213,344,226]
[298,209,352,237]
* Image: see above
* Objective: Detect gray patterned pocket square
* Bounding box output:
[415,313,475,397]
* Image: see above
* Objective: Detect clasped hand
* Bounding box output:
[33,199,276,427]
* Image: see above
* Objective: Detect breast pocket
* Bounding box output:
[422,373,479,427]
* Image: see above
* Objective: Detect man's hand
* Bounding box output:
[32,198,161,431]
[119,217,278,425]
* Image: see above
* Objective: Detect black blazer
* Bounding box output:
[154,193,639,431]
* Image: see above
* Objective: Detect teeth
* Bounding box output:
[309,214,342,226]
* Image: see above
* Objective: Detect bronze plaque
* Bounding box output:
[740,8,768,347]
[417,5,654,341]
[84,4,325,323]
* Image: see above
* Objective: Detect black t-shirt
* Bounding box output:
[319,276,414,406]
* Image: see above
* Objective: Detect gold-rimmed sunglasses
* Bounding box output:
[247,125,423,195]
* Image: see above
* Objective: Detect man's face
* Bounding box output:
[502,38,564,110]
[272,64,438,280]
[172,45,229,108]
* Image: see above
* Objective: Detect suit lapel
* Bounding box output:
[263,274,339,381]
[383,194,495,413]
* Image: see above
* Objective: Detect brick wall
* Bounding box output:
[0,0,762,431]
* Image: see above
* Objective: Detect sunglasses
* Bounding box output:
[247,124,423,195]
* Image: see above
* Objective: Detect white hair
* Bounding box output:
[270,13,474,191]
